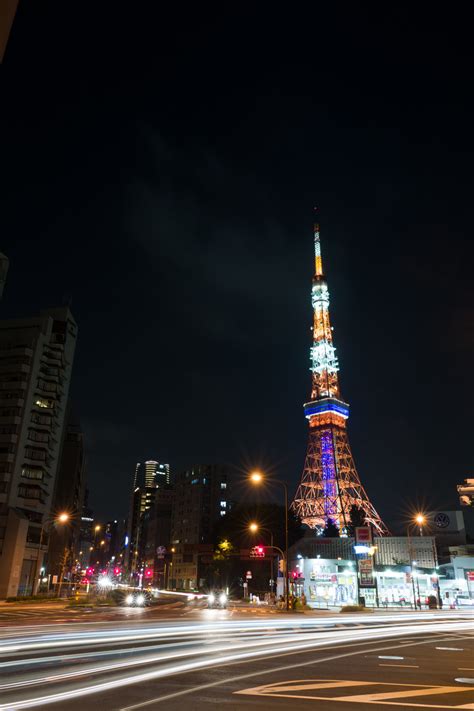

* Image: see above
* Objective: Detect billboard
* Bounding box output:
[359,558,375,587]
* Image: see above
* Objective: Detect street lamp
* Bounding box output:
[249,471,289,611]
[33,512,69,595]
[407,514,426,609]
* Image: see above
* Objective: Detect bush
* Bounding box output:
[340,604,372,613]
[5,595,61,603]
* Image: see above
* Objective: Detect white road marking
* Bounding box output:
[236,678,474,708]
[436,647,464,651]
[119,633,474,710]
[378,656,405,660]
[379,663,419,668]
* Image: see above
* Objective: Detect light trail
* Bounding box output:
[0,617,472,709]
[0,611,469,652]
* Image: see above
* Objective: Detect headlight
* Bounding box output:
[219,593,227,604]
[208,594,215,603]
[125,594,134,605]
[136,594,145,606]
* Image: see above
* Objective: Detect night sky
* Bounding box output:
[1,6,472,528]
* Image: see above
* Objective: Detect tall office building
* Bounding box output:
[125,459,171,576]
[170,464,232,590]
[0,308,77,597]
[135,460,171,489]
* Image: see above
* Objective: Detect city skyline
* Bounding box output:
[1,6,472,524]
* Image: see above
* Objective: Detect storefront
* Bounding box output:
[290,556,441,608]
[376,568,438,607]
[293,558,358,608]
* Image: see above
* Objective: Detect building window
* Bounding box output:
[220,501,227,508]
[24,447,47,461]
[35,398,53,409]
[220,511,226,516]
[220,482,227,489]
[18,484,43,500]
[21,467,44,481]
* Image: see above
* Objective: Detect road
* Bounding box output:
[0,607,472,710]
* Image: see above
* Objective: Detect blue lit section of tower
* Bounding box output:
[320,429,337,518]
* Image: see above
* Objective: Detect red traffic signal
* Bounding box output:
[144,568,153,578]
[113,567,121,576]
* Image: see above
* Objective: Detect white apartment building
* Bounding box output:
[0,308,77,597]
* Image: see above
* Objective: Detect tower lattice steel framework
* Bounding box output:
[292,225,388,535]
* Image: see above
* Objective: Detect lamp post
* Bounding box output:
[407,514,426,609]
[33,512,69,595]
[249,471,289,611]
[249,522,275,593]
[415,513,425,537]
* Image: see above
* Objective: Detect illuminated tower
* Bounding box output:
[292,225,388,536]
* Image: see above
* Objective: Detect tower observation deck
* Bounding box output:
[292,225,388,536]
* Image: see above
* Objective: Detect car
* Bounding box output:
[122,591,150,607]
[456,595,474,606]
[207,591,228,609]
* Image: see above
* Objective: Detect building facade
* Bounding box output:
[0,308,77,597]
[289,533,439,608]
[170,464,231,590]
[47,406,86,583]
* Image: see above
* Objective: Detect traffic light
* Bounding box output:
[144,568,153,578]
[250,545,265,558]
[278,559,286,573]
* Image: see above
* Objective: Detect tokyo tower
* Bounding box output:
[292,225,388,536]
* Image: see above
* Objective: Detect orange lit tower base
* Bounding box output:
[292,225,388,536]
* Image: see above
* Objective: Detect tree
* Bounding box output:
[346,505,367,537]
[322,518,340,538]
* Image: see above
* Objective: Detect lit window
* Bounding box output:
[220,501,227,508]
[220,511,226,516]
[220,482,227,489]
[35,398,50,409]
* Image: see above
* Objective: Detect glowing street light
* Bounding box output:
[248,470,289,610]
[415,513,425,536]
[34,512,70,595]
[249,522,259,533]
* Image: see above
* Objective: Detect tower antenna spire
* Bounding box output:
[314,223,324,277]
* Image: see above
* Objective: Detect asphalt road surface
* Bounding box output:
[0,609,472,710]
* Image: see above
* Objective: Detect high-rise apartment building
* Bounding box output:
[0,308,77,597]
[171,464,232,590]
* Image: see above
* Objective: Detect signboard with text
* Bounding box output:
[355,526,372,544]
[359,558,375,587]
